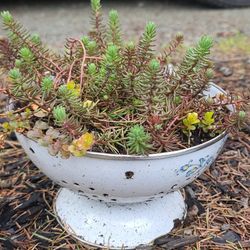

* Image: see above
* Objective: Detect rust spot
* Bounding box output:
[125,171,134,179]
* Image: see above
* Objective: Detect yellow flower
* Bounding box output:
[2,122,10,131]
[183,112,200,131]
[68,132,95,157]
[66,81,81,96]
[202,111,215,126]
[66,80,76,90]
[83,100,94,109]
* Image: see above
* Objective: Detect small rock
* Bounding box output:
[219,66,233,77]
[213,230,241,243]
[221,224,230,231]
[183,228,193,235]
[185,186,196,198]
[0,179,13,189]
[188,204,199,217]
[240,197,249,209]
[217,184,230,194]
[0,93,7,102]
[243,179,250,188]
[228,159,238,168]
[198,174,209,181]
[211,169,220,177]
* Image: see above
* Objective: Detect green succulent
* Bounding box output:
[1,11,13,24]
[144,22,156,41]
[0,1,245,157]
[19,47,34,63]
[127,125,152,155]
[86,41,97,55]
[9,68,21,79]
[14,59,22,68]
[53,106,67,125]
[31,33,41,44]
[88,63,97,75]
[41,76,53,94]
[91,0,101,12]
[149,59,160,71]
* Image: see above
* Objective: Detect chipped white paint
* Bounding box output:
[55,188,185,249]
[16,84,228,249]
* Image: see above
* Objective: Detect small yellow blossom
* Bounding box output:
[66,81,80,96]
[83,100,95,109]
[68,132,95,157]
[202,111,215,126]
[2,122,10,131]
[183,112,200,131]
[201,111,215,132]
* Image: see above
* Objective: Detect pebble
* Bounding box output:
[185,186,196,198]
[240,197,249,209]
[183,228,193,235]
[242,179,250,188]
[213,230,241,243]
[211,169,220,177]
[188,204,199,216]
[219,66,233,77]
[198,174,209,181]
[228,159,239,168]
[221,224,230,231]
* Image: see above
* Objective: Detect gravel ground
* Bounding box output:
[0,0,250,49]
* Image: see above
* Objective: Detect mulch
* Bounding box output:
[0,57,249,250]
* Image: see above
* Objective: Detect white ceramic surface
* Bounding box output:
[55,188,186,249]
[16,83,229,249]
[17,132,227,203]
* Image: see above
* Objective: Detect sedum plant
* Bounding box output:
[0,0,247,157]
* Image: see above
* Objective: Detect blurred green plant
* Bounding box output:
[217,32,250,54]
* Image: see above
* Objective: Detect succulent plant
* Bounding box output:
[0,0,247,157]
